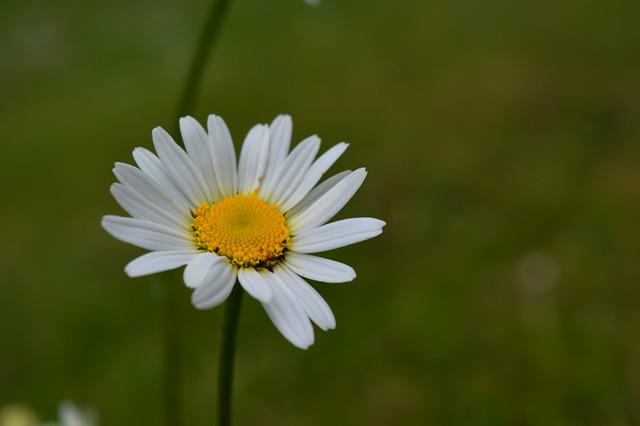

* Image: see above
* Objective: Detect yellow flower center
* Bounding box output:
[191,191,291,268]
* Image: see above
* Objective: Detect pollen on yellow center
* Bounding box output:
[191,191,291,268]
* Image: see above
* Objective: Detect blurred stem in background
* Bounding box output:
[165,0,232,424]
[163,274,181,426]
[175,0,232,119]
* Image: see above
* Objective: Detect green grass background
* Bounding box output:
[1,0,640,424]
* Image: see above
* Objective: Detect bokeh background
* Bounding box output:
[1,0,640,424]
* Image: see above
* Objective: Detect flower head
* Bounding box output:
[54,401,97,426]
[102,114,385,348]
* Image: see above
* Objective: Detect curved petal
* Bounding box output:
[238,124,270,195]
[112,162,190,222]
[190,258,237,309]
[180,116,220,201]
[279,142,349,212]
[287,168,367,234]
[260,114,292,192]
[131,148,191,208]
[207,114,238,198]
[283,252,356,283]
[260,271,314,349]
[152,127,210,206]
[291,217,385,253]
[264,135,320,206]
[125,250,198,277]
[184,252,222,288]
[102,215,193,251]
[285,170,351,219]
[238,267,273,303]
[110,183,189,230]
[275,266,336,331]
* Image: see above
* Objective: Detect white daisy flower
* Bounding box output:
[56,402,97,426]
[102,114,385,349]
[39,401,98,426]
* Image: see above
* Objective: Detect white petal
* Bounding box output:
[237,124,270,194]
[275,266,336,331]
[283,252,356,283]
[184,252,222,288]
[285,170,351,219]
[269,115,293,167]
[260,114,292,192]
[237,267,273,303]
[260,271,314,349]
[112,162,190,222]
[110,183,189,230]
[131,147,170,184]
[191,260,237,309]
[125,250,198,277]
[292,217,385,253]
[279,142,349,212]
[132,148,191,208]
[208,114,238,197]
[102,215,193,251]
[265,135,320,205]
[152,127,210,206]
[180,116,220,201]
[287,168,367,234]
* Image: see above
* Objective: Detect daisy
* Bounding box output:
[102,114,385,349]
[40,401,98,426]
[56,402,97,426]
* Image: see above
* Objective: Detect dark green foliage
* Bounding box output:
[1,0,639,424]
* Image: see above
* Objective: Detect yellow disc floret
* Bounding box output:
[191,191,291,268]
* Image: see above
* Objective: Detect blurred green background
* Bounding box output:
[1,0,640,424]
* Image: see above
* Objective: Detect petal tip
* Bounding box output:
[191,298,211,311]
[207,113,223,126]
[123,265,136,278]
[293,336,314,350]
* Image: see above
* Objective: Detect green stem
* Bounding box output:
[176,0,232,119]
[218,285,244,426]
[165,0,233,424]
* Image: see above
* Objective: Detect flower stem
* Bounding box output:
[164,0,232,424]
[176,0,232,119]
[218,285,243,426]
